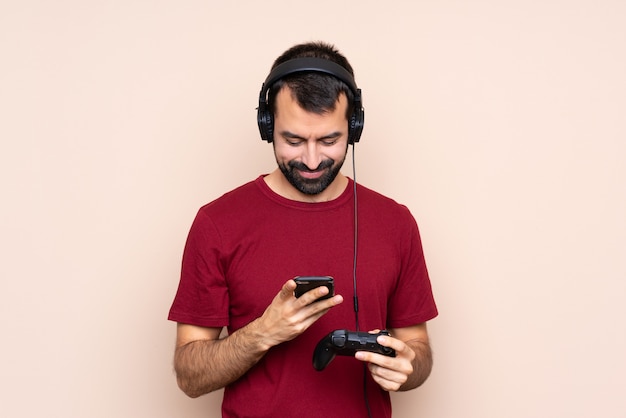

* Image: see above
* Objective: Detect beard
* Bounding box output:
[278,156,345,195]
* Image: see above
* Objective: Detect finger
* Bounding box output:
[295,296,343,330]
[373,337,416,366]
[376,334,406,353]
[299,296,344,318]
[297,285,331,305]
[368,363,406,392]
[355,350,408,373]
[278,280,297,299]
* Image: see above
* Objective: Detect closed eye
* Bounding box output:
[319,132,342,145]
[280,131,305,146]
[279,130,344,146]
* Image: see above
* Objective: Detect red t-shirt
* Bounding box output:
[169,175,437,417]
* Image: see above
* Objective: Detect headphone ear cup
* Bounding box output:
[348,107,364,144]
[257,106,274,143]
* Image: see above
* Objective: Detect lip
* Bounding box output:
[298,169,325,179]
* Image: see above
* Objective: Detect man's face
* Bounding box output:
[272,87,349,196]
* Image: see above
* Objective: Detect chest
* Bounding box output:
[220,208,404,331]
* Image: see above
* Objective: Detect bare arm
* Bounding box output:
[173,279,344,398]
[174,323,266,397]
[355,323,433,392]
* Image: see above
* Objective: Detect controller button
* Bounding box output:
[331,335,346,348]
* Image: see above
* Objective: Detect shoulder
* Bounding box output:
[184,177,268,235]
[354,182,421,244]
[197,176,265,215]
[355,183,414,218]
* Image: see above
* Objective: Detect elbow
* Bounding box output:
[176,375,213,398]
[175,362,221,398]
[176,375,198,398]
[182,389,204,399]
[174,345,211,398]
[173,339,224,398]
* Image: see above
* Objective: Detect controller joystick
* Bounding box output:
[312,329,396,371]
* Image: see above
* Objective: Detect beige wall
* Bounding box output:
[2,1,625,417]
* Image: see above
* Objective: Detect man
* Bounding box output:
[168,41,438,417]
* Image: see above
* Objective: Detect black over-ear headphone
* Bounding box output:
[257,57,365,144]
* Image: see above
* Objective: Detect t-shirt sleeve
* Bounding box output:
[386,209,438,329]
[168,209,230,327]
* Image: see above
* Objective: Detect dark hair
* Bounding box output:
[267,41,356,118]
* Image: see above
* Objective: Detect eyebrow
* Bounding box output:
[280,130,343,141]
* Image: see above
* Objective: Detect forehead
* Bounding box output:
[274,87,348,122]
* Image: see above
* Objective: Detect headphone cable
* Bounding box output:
[351,144,360,332]
[351,144,373,418]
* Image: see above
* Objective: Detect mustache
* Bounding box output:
[288,159,334,173]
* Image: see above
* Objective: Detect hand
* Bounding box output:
[354,331,416,392]
[255,279,343,349]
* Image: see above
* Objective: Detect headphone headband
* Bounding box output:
[260,57,359,99]
[257,57,364,144]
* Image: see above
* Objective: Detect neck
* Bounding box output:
[264,169,348,203]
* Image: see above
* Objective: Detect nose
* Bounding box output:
[301,141,323,170]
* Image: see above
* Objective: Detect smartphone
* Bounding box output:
[294,276,335,301]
